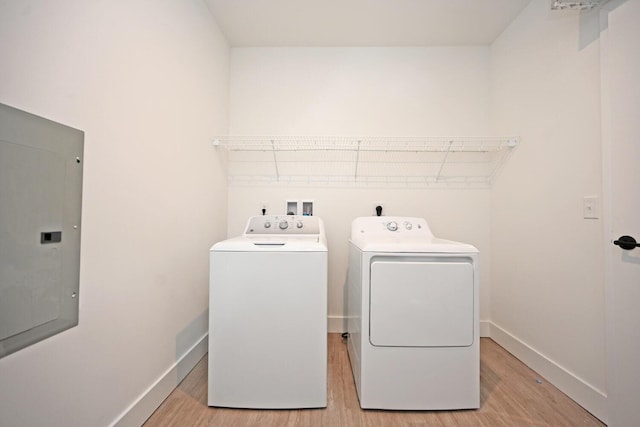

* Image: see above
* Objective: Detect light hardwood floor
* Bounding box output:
[144,335,604,426]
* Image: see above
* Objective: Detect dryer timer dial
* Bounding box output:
[386,221,398,232]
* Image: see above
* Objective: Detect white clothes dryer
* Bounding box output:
[208,215,327,409]
[346,216,479,410]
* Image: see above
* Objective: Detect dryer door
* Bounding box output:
[369,259,474,347]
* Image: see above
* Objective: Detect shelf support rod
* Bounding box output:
[271,140,280,181]
[436,140,454,182]
[354,140,361,181]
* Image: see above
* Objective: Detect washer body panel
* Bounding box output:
[209,216,327,409]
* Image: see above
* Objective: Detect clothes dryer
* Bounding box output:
[346,216,479,410]
[209,215,327,409]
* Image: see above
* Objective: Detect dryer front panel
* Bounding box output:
[369,258,474,347]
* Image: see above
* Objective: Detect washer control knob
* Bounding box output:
[264,221,271,228]
[404,221,412,230]
[279,220,289,230]
[296,221,303,229]
[387,221,398,232]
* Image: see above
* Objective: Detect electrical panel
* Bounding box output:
[0,103,84,359]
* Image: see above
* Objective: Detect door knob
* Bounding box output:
[613,235,640,250]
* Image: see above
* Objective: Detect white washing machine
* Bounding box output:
[208,215,327,409]
[346,216,479,410]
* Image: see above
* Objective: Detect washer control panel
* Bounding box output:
[245,215,320,235]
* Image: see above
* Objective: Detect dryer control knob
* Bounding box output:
[296,221,303,229]
[387,221,398,232]
[279,220,289,230]
[264,221,271,228]
[404,221,412,230]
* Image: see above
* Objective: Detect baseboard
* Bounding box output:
[479,320,491,337]
[328,315,346,333]
[110,333,209,427]
[332,316,492,337]
[487,322,607,424]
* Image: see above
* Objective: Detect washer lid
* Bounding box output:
[211,235,327,252]
[211,236,327,252]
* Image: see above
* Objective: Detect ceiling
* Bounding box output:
[204,0,533,47]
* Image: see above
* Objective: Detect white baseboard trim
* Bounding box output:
[331,316,493,337]
[328,315,346,333]
[479,320,491,337]
[110,333,209,427]
[487,322,607,424]
[327,316,491,338]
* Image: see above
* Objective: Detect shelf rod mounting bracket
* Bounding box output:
[271,140,280,181]
[436,140,454,182]
[354,140,361,181]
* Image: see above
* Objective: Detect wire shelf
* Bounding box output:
[213,135,519,188]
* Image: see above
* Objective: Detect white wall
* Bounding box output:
[0,1,610,424]
[490,0,606,419]
[227,47,493,329]
[0,1,229,426]
[230,47,490,135]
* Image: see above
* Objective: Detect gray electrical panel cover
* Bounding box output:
[0,103,83,358]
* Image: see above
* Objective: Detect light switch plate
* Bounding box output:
[583,196,599,219]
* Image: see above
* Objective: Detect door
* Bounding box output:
[601,1,640,425]
[369,259,474,347]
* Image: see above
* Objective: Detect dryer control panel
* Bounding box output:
[351,216,434,239]
[244,215,321,235]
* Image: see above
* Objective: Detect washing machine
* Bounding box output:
[208,215,327,409]
[346,216,479,410]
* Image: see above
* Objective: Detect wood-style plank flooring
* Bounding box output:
[144,335,604,426]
